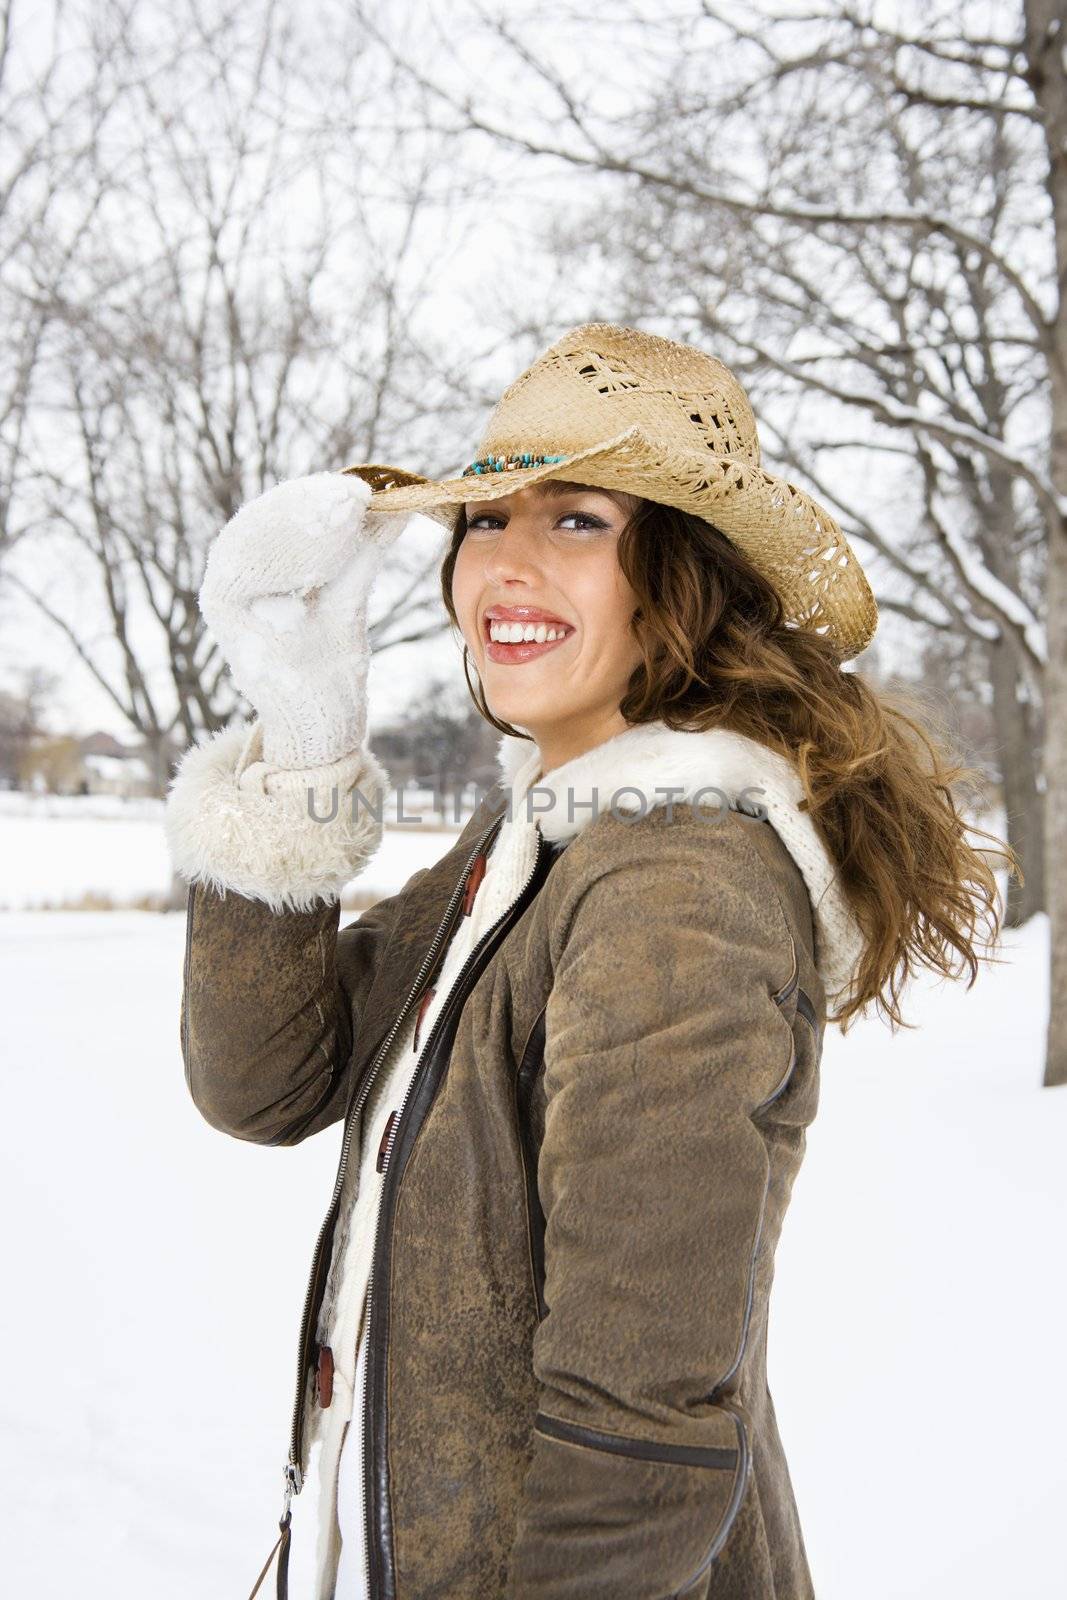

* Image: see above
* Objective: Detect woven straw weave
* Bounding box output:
[342,322,878,660]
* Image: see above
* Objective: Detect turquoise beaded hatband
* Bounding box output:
[461,452,567,476]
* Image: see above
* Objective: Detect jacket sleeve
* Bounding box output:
[165,718,416,1146]
[504,814,798,1600]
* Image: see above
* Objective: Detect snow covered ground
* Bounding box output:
[2,837,1064,1597]
[0,790,478,910]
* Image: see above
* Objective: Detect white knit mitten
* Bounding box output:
[198,472,407,770]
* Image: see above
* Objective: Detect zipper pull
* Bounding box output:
[461,851,487,916]
[412,987,436,1053]
[245,1465,298,1599]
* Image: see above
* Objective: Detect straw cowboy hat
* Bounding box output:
[341,321,878,660]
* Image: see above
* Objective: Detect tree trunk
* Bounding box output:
[1026,0,1067,1085]
[987,633,1046,926]
[974,453,1047,927]
[1044,507,1067,1087]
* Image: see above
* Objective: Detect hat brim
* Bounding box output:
[341,423,878,659]
[340,426,650,525]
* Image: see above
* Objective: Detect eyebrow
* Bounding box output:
[463,480,636,511]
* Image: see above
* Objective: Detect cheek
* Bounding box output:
[576,558,639,664]
[450,543,479,632]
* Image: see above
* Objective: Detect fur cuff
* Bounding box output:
[163,720,390,913]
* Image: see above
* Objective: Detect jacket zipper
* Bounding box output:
[361,825,555,1600]
[276,808,506,1522]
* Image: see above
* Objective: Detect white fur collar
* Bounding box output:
[495,720,864,1010]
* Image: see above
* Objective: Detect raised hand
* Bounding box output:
[199,472,408,769]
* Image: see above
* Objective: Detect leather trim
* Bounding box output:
[515,1005,549,1321]
[796,985,819,1038]
[754,1031,797,1115]
[708,1165,769,1401]
[675,1403,751,1595]
[760,930,811,1112]
[771,929,798,1006]
[533,1411,738,1470]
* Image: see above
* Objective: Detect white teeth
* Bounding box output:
[488,619,569,643]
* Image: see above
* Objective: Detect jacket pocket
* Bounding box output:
[534,1411,738,1471]
[522,1407,750,1596]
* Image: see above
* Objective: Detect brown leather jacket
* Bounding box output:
[173,718,851,1600]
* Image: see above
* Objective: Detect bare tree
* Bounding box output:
[402,673,503,798]
[0,0,140,569]
[585,6,1050,930]
[0,664,55,787]
[1,0,489,794]
[348,0,1067,1084]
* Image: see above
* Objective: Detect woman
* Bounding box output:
[164,323,1012,1600]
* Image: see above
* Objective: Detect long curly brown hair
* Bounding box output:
[439,481,1019,1033]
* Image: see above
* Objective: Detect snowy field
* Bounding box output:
[0,789,478,910]
[2,820,1064,1598]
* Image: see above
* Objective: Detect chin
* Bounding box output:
[485,690,556,730]
[480,658,583,732]
[488,700,542,729]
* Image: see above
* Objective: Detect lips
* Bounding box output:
[482,605,576,664]
[483,605,573,630]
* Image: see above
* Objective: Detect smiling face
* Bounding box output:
[450,480,646,774]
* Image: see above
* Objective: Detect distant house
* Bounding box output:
[77,732,154,798]
[16,730,155,797]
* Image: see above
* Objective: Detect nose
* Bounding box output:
[481,516,544,587]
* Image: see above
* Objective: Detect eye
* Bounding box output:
[558,512,608,533]
[464,510,609,535]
